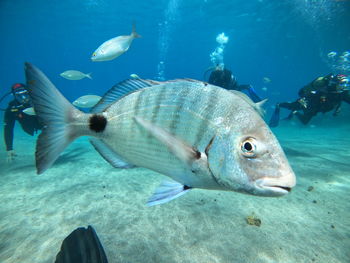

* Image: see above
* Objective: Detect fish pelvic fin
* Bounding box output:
[131,23,141,38]
[147,180,191,206]
[86,72,93,79]
[25,63,92,174]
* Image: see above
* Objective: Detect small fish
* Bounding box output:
[91,24,141,62]
[25,63,296,206]
[342,51,350,58]
[327,51,337,58]
[261,87,268,92]
[60,70,92,80]
[263,77,271,84]
[73,95,102,108]
[130,74,140,79]
[23,107,36,115]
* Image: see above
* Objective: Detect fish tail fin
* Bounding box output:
[25,62,93,174]
[86,72,93,79]
[132,23,141,38]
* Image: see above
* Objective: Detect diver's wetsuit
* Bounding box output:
[3,100,42,151]
[208,68,251,91]
[276,75,350,125]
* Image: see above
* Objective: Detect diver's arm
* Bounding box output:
[4,107,16,151]
[279,100,303,111]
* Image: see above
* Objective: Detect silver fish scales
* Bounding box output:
[25,63,296,206]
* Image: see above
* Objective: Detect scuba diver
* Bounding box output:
[1,83,42,162]
[269,74,350,127]
[207,65,262,102]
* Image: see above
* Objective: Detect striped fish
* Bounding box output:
[25,63,296,206]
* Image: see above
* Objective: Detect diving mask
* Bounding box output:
[13,88,30,105]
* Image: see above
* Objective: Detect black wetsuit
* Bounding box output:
[278,76,350,124]
[3,100,42,151]
[208,68,251,91]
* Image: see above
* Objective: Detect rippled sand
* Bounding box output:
[0,120,349,263]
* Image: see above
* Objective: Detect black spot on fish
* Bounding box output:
[184,185,192,190]
[195,150,201,159]
[89,114,107,132]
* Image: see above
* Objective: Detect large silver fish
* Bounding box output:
[25,63,296,206]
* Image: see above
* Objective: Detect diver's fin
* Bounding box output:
[281,112,292,121]
[86,73,92,79]
[247,86,262,103]
[147,180,192,206]
[55,225,108,263]
[90,138,135,168]
[269,105,280,127]
[132,23,141,38]
[25,62,83,174]
[134,117,201,164]
[90,79,152,113]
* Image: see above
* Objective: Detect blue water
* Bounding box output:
[0,1,350,262]
[1,0,349,106]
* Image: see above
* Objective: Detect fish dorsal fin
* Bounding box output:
[91,78,208,113]
[164,78,202,84]
[255,99,268,116]
[90,79,153,113]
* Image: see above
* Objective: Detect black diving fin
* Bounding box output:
[247,86,262,103]
[55,225,108,263]
[269,105,280,127]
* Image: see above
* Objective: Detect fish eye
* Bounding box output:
[240,138,257,158]
[92,53,96,57]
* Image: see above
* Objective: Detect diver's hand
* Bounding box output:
[333,107,341,116]
[6,150,17,163]
[298,97,308,109]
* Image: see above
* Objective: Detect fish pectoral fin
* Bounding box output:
[147,180,192,206]
[134,117,201,165]
[90,138,136,168]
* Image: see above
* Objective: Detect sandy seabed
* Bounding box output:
[0,121,349,263]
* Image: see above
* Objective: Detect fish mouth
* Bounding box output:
[259,185,291,195]
[255,178,294,196]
